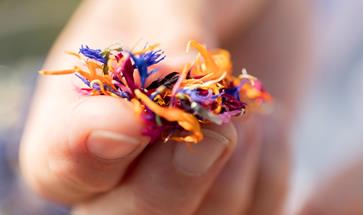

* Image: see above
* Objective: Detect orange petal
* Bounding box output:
[186,40,232,82]
[134,89,203,143]
[65,51,81,59]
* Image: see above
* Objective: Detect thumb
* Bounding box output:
[20,93,149,205]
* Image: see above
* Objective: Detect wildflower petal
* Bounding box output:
[135,89,203,143]
[79,45,106,64]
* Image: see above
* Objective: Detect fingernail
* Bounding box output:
[87,130,141,160]
[173,129,229,176]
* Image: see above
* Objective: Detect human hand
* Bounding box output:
[20,1,289,214]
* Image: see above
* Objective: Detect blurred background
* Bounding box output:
[0,0,361,214]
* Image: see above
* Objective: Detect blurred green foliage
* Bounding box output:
[0,0,80,66]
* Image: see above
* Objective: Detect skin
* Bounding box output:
[298,161,363,215]
[20,0,360,214]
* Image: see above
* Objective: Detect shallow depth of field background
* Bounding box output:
[0,0,362,214]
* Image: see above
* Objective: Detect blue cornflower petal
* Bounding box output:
[79,45,106,64]
[142,50,165,66]
[129,50,165,88]
[225,87,241,101]
[129,53,148,88]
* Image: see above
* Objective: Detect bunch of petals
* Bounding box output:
[40,40,271,144]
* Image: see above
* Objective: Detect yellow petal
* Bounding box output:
[39,69,75,75]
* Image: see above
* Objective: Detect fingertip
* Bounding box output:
[204,122,238,150]
[23,95,149,204]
